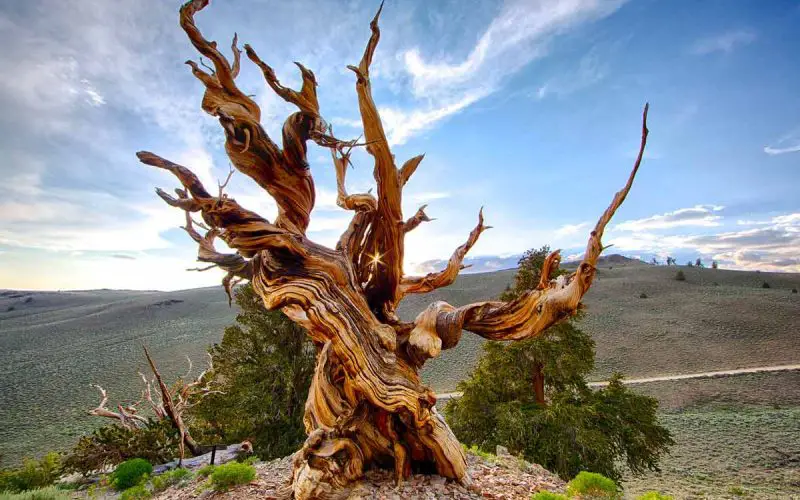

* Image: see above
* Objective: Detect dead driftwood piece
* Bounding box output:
[89,346,218,460]
[138,1,650,497]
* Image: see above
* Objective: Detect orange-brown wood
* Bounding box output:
[139,2,650,497]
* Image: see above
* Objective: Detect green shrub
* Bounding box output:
[196,465,216,478]
[119,484,151,500]
[0,453,62,493]
[674,270,686,281]
[0,486,71,500]
[531,492,568,500]
[240,456,260,466]
[111,459,152,491]
[151,468,191,492]
[209,462,256,491]
[565,472,619,498]
[636,492,674,500]
[63,419,178,475]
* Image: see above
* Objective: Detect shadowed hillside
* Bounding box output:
[1,258,798,464]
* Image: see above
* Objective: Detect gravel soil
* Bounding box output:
[156,450,565,500]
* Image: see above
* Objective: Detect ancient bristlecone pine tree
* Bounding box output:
[138,1,649,497]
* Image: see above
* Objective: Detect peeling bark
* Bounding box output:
[138,2,649,497]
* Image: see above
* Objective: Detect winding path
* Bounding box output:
[436,363,800,401]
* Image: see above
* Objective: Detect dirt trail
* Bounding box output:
[436,364,800,400]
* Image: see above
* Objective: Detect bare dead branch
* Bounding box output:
[398,208,489,297]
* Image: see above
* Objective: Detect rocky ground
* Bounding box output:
[157,449,565,500]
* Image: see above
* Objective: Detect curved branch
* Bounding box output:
[420,104,649,346]
[398,208,489,297]
[139,151,306,258]
[399,154,424,187]
[402,204,434,233]
[331,137,377,213]
[245,45,320,117]
[347,2,405,319]
[180,0,246,100]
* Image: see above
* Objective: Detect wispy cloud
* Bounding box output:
[690,29,756,55]
[371,0,627,144]
[764,128,800,155]
[614,205,725,231]
[534,48,609,100]
[555,221,590,236]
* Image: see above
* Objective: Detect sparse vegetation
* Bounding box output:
[110,458,152,491]
[0,453,61,493]
[565,471,620,498]
[761,281,770,289]
[531,492,568,500]
[792,288,798,293]
[196,465,216,478]
[0,486,71,500]
[150,468,191,492]
[636,492,674,500]
[208,462,256,492]
[674,270,686,281]
[639,292,648,298]
[119,484,151,500]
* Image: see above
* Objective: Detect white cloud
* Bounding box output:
[555,221,590,236]
[534,49,608,100]
[690,29,756,55]
[614,205,724,231]
[764,128,800,155]
[604,212,800,272]
[376,0,626,144]
[406,191,451,204]
[379,90,488,145]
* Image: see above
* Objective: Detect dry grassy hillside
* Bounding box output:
[1,259,798,466]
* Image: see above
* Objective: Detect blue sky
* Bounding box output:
[1,0,798,291]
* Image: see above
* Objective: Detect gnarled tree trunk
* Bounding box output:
[138,1,650,497]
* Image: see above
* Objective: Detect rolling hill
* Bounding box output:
[1,258,798,467]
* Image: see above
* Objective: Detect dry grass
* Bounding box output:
[1,261,798,472]
[624,371,800,499]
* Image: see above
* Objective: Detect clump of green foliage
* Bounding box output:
[531,492,568,500]
[565,472,619,498]
[150,468,191,492]
[209,462,256,492]
[110,459,152,491]
[446,246,673,482]
[189,284,315,460]
[674,270,686,281]
[63,419,178,475]
[636,492,674,500]
[0,485,72,500]
[119,484,151,500]
[0,453,61,493]
[196,465,216,478]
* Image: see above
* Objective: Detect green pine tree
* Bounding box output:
[188,283,315,459]
[445,246,673,482]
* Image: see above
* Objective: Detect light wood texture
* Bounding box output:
[139,1,649,497]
